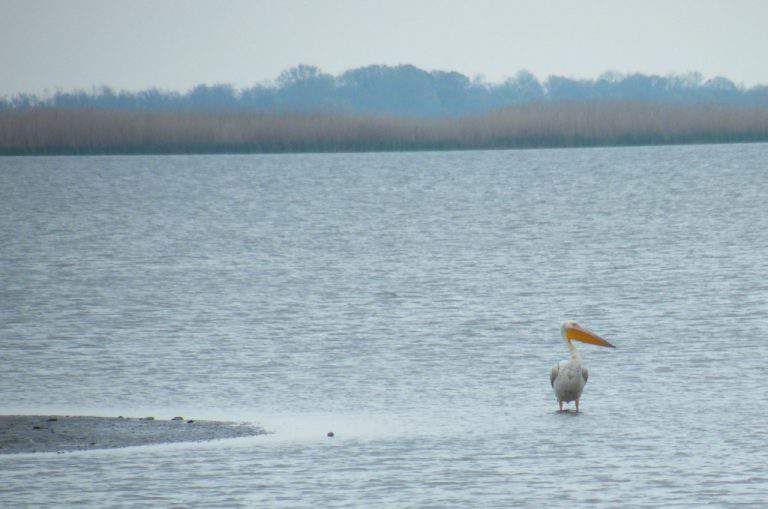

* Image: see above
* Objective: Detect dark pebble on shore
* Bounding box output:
[327,431,334,437]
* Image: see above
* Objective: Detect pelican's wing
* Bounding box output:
[550,364,559,387]
[582,366,589,384]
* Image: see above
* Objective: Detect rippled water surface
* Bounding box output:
[2,144,768,506]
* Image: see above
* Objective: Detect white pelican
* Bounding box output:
[550,321,615,412]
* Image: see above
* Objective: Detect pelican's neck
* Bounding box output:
[566,339,582,363]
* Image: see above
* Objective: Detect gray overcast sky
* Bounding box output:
[2,0,767,96]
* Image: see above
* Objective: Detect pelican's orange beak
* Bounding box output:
[562,322,616,348]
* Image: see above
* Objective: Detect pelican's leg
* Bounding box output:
[558,401,563,411]
[575,400,580,413]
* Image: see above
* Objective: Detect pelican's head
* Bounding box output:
[561,321,615,348]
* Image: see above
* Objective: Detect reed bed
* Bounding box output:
[2,102,767,155]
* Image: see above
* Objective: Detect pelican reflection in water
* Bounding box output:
[550,321,615,412]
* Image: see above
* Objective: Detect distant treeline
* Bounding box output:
[3,102,768,155]
[3,64,768,118]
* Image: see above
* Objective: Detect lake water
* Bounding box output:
[1,144,768,506]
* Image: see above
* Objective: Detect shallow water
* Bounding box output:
[2,144,768,506]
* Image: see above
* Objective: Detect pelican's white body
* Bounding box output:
[550,343,589,404]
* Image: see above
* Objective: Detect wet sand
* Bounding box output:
[0,415,266,454]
